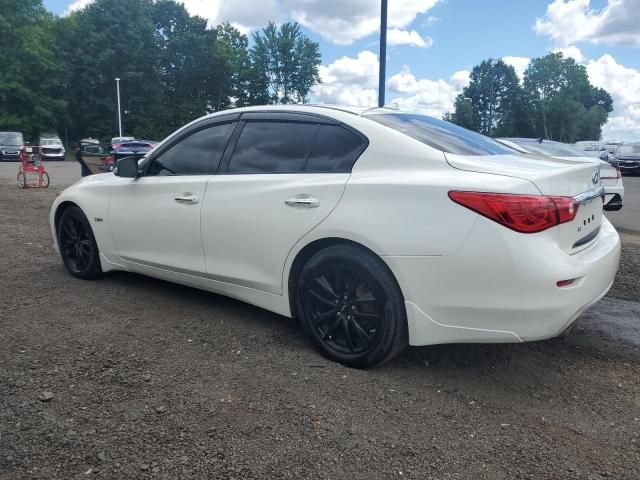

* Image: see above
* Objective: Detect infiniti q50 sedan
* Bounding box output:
[50,105,621,368]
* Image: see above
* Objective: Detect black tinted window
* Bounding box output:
[368,114,511,156]
[305,125,364,172]
[228,121,317,173]
[147,122,233,176]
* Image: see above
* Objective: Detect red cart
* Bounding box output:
[17,145,50,189]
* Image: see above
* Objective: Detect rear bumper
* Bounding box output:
[384,217,621,346]
[604,193,623,211]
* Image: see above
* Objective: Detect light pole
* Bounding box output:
[115,77,122,137]
[378,0,388,108]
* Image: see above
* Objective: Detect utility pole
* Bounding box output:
[378,0,388,108]
[487,59,498,136]
[115,77,122,137]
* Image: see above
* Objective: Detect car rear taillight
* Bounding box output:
[448,191,579,234]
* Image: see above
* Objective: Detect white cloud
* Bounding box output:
[65,0,438,45]
[312,51,379,106]
[503,56,531,81]
[387,29,433,48]
[65,0,93,14]
[387,68,470,117]
[285,0,440,45]
[551,45,585,62]
[534,0,640,47]
[312,50,469,117]
[586,54,640,141]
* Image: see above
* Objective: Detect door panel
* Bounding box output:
[109,176,209,273]
[201,173,349,294]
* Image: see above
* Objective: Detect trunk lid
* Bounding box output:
[445,153,604,253]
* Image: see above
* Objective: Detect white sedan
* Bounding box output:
[50,105,621,368]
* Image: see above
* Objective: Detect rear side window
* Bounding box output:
[147,122,233,176]
[305,125,365,172]
[228,121,317,173]
[368,113,511,156]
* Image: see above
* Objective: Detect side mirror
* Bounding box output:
[115,156,139,178]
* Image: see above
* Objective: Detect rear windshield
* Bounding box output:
[0,132,23,146]
[617,144,640,155]
[367,113,511,156]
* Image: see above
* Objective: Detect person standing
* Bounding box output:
[75,142,91,177]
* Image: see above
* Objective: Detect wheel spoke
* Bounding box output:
[343,319,355,352]
[354,291,376,304]
[63,222,76,240]
[323,317,342,340]
[309,290,336,308]
[353,310,380,320]
[314,275,338,300]
[352,318,372,344]
[312,308,338,326]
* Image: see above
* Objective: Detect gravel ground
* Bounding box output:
[1,179,639,480]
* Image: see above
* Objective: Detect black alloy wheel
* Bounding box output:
[297,244,408,368]
[57,206,102,279]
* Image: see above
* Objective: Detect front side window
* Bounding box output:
[228,121,318,173]
[367,113,512,156]
[147,122,234,176]
[305,125,365,172]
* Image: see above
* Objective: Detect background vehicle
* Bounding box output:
[50,105,620,368]
[574,141,612,162]
[0,131,24,161]
[110,136,135,146]
[39,134,65,160]
[614,143,640,175]
[496,138,624,211]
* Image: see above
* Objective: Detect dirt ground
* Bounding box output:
[1,175,639,480]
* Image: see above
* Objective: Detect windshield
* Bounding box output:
[41,139,61,146]
[0,133,23,146]
[509,139,586,158]
[617,144,640,156]
[367,113,512,156]
[574,142,601,151]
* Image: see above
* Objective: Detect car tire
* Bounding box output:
[57,206,102,280]
[296,244,408,368]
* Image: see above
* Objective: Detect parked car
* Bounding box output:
[39,135,65,160]
[495,138,624,211]
[574,141,611,162]
[104,139,158,172]
[614,143,640,175]
[50,105,620,367]
[110,136,135,144]
[0,131,24,161]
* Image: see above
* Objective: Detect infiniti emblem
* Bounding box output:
[592,171,600,185]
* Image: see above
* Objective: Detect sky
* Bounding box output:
[43,0,640,141]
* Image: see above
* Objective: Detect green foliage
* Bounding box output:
[445,52,613,142]
[0,0,66,139]
[251,22,321,104]
[1,0,322,142]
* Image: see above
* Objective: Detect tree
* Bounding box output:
[0,0,66,140]
[523,52,611,142]
[446,59,525,136]
[251,22,321,104]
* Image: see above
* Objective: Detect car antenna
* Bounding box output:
[537,138,544,144]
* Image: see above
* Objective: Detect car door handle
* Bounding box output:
[285,196,320,208]
[174,194,199,204]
